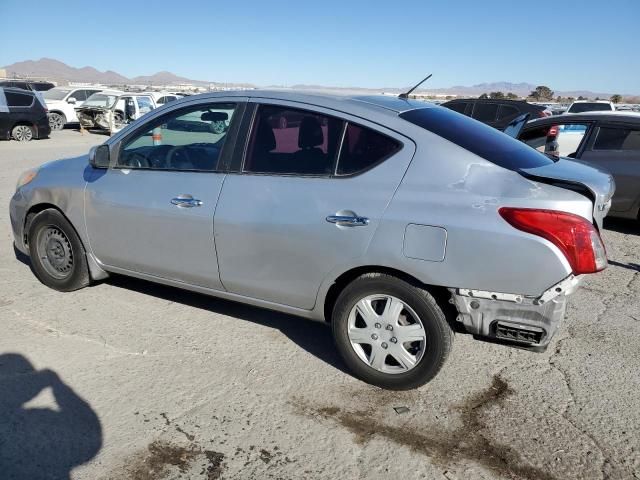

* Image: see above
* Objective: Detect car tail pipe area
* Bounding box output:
[449,275,582,351]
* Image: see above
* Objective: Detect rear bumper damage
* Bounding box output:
[450,275,582,351]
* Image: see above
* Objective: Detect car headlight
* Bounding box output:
[16,168,39,191]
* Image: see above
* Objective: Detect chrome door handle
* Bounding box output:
[326,215,370,227]
[171,194,203,208]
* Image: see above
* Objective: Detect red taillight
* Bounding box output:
[499,207,607,275]
[548,125,559,137]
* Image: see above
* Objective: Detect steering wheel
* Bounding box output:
[166,146,193,169]
[126,152,150,168]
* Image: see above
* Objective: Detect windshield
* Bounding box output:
[43,89,72,101]
[83,93,118,108]
[400,107,555,170]
[568,103,612,113]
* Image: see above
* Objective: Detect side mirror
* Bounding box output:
[67,97,77,104]
[89,145,110,169]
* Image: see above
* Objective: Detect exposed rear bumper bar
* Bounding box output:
[450,275,582,350]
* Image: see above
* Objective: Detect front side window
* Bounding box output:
[136,96,154,114]
[593,126,640,151]
[5,91,33,107]
[43,89,72,101]
[244,105,343,175]
[118,103,236,171]
[70,90,88,101]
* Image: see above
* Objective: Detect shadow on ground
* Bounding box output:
[106,275,350,376]
[0,354,102,480]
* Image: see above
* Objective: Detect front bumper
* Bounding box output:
[10,189,29,255]
[450,275,582,351]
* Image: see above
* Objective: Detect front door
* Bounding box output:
[85,100,243,289]
[214,102,414,309]
[580,123,640,213]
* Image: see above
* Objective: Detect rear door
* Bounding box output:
[214,100,415,309]
[85,99,245,288]
[579,122,640,213]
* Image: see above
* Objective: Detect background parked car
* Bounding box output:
[566,100,615,114]
[517,111,640,220]
[43,86,105,130]
[0,80,55,91]
[0,87,51,141]
[147,92,182,106]
[441,98,549,129]
[75,91,156,134]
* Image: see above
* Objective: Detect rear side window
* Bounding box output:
[400,107,555,170]
[5,91,33,107]
[445,102,468,114]
[71,90,88,101]
[337,123,401,175]
[594,126,640,151]
[244,105,343,175]
[472,103,499,122]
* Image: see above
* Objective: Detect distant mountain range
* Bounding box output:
[1,58,633,98]
[1,58,253,88]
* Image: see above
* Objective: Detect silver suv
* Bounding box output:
[10,91,613,389]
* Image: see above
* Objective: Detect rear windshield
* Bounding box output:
[400,107,555,170]
[568,103,612,113]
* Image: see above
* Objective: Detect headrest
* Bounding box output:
[255,119,276,152]
[201,111,228,122]
[298,116,324,149]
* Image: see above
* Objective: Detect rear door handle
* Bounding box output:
[326,215,369,227]
[171,194,203,208]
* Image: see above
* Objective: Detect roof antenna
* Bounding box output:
[399,74,433,99]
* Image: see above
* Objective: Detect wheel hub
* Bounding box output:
[347,294,427,374]
[37,227,73,278]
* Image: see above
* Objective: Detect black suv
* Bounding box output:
[0,80,55,92]
[441,98,549,129]
[0,87,51,141]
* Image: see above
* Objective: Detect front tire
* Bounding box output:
[27,209,90,292]
[332,273,453,390]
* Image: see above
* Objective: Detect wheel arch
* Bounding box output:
[24,203,77,248]
[322,265,455,325]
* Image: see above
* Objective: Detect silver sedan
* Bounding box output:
[10,91,613,389]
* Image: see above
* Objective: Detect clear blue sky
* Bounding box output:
[1,0,638,93]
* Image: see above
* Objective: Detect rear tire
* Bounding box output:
[48,112,66,131]
[12,124,34,142]
[27,209,90,292]
[332,273,453,390]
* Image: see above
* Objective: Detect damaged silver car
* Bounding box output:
[75,90,156,134]
[10,91,614,389]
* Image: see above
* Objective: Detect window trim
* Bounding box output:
[238,101,405,179]
[112,101,241,173]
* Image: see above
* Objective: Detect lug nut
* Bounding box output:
[381,342,388,349]
[371,334,378,340]
[374,323,381,329]
[385,324,393,331]
[390,337,398,343]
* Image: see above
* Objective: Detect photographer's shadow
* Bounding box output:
[0,354,102,480]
